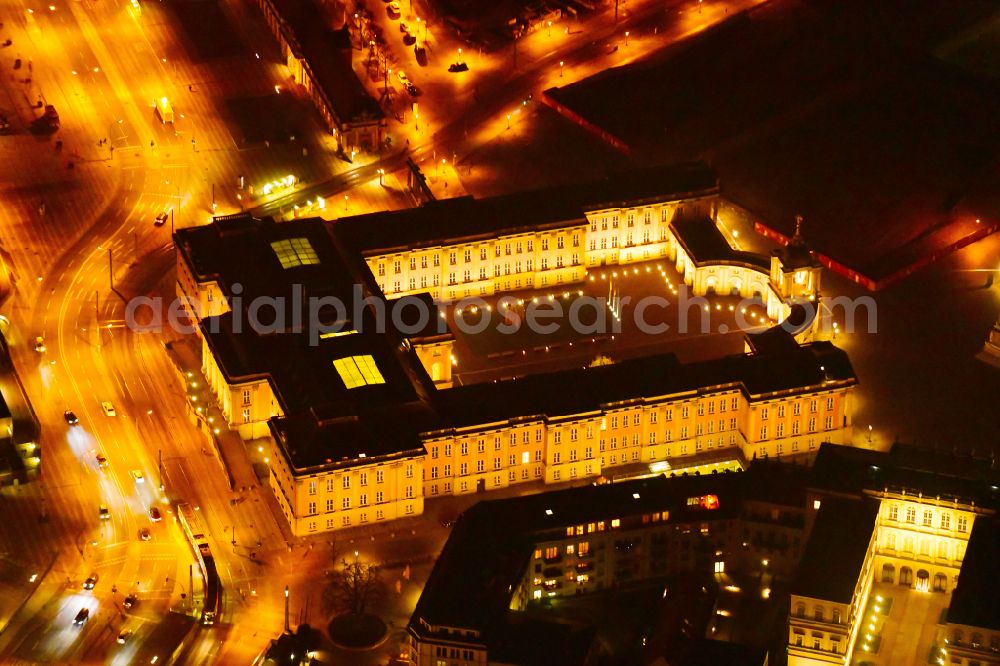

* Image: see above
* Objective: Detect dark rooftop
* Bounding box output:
[488,617,596,666]
[948,516,1000,631]
[410,466,804,637]
[178,214,437,470]
[429,340,856,431]
[332,162,719,255]
[790,496,877,604]
[670,217,769,271]
[810,442,1000,506]
[267,0,382,126]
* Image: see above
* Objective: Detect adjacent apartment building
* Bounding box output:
[175,164,852,536]
[406,443,1000,665]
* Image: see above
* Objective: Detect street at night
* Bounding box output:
[0,0,997,664]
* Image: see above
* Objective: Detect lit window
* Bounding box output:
[333,355,385,389]
[270,237,319,268]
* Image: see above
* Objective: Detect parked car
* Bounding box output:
[101,401,116,417]
[83,573,98,590]
[387,2,401,17]
[130,469,144,484]
[396,70,410,86]
[117,628,132,644]
[64,410,79,425]
[149,506,161,522]
[73,608,89,625]
[123,593,137,609]
[99,504,110,520]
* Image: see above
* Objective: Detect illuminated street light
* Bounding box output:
[560,60,564,77]
[378,168,385,185]
[506,113,511,129]
[625,31,630,46]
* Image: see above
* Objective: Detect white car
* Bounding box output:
[387,1,401,16]
[396,70,410,86]
[130,469,144,484]
[101,401,116,417]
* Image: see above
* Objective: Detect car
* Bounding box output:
[73,608,89,625]
[123,593,137,609]
[83,574,98,590]
[0,113,10,134]
[64,410,79,425]
[13,58,21,70]
[96,453,108,469]
[154,211,168,226]
[130,469,144,484]
[405,83,419,97]
[149,506,161,522]
[387,2,400,17]
[34,336,45,352]
[101,401,116,417]
[117,629,132,644]
[396,70,410,86]
[403,31,416,45]
[414,43,427,63]
[139,527,151,541]
[99,504,110,520]
[399,20,409,33]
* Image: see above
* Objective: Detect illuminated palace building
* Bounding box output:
[407,444,1000,666]
[175,164,855,536]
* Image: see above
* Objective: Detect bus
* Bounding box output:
[176,503,222,624]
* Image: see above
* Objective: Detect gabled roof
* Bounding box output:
[790,496,877,604]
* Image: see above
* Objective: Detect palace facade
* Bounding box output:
[175,164,848,536]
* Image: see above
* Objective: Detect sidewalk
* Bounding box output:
[162,337,260,493]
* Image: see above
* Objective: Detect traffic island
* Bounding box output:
[327,613,388,650]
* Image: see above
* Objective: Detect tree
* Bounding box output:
[324,552,385,617]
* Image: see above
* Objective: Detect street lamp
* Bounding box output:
[377,168,385,185]
[506,113,511,129]
[548,20,552,37]
[625,31,630,46]
[560,60,564,77]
